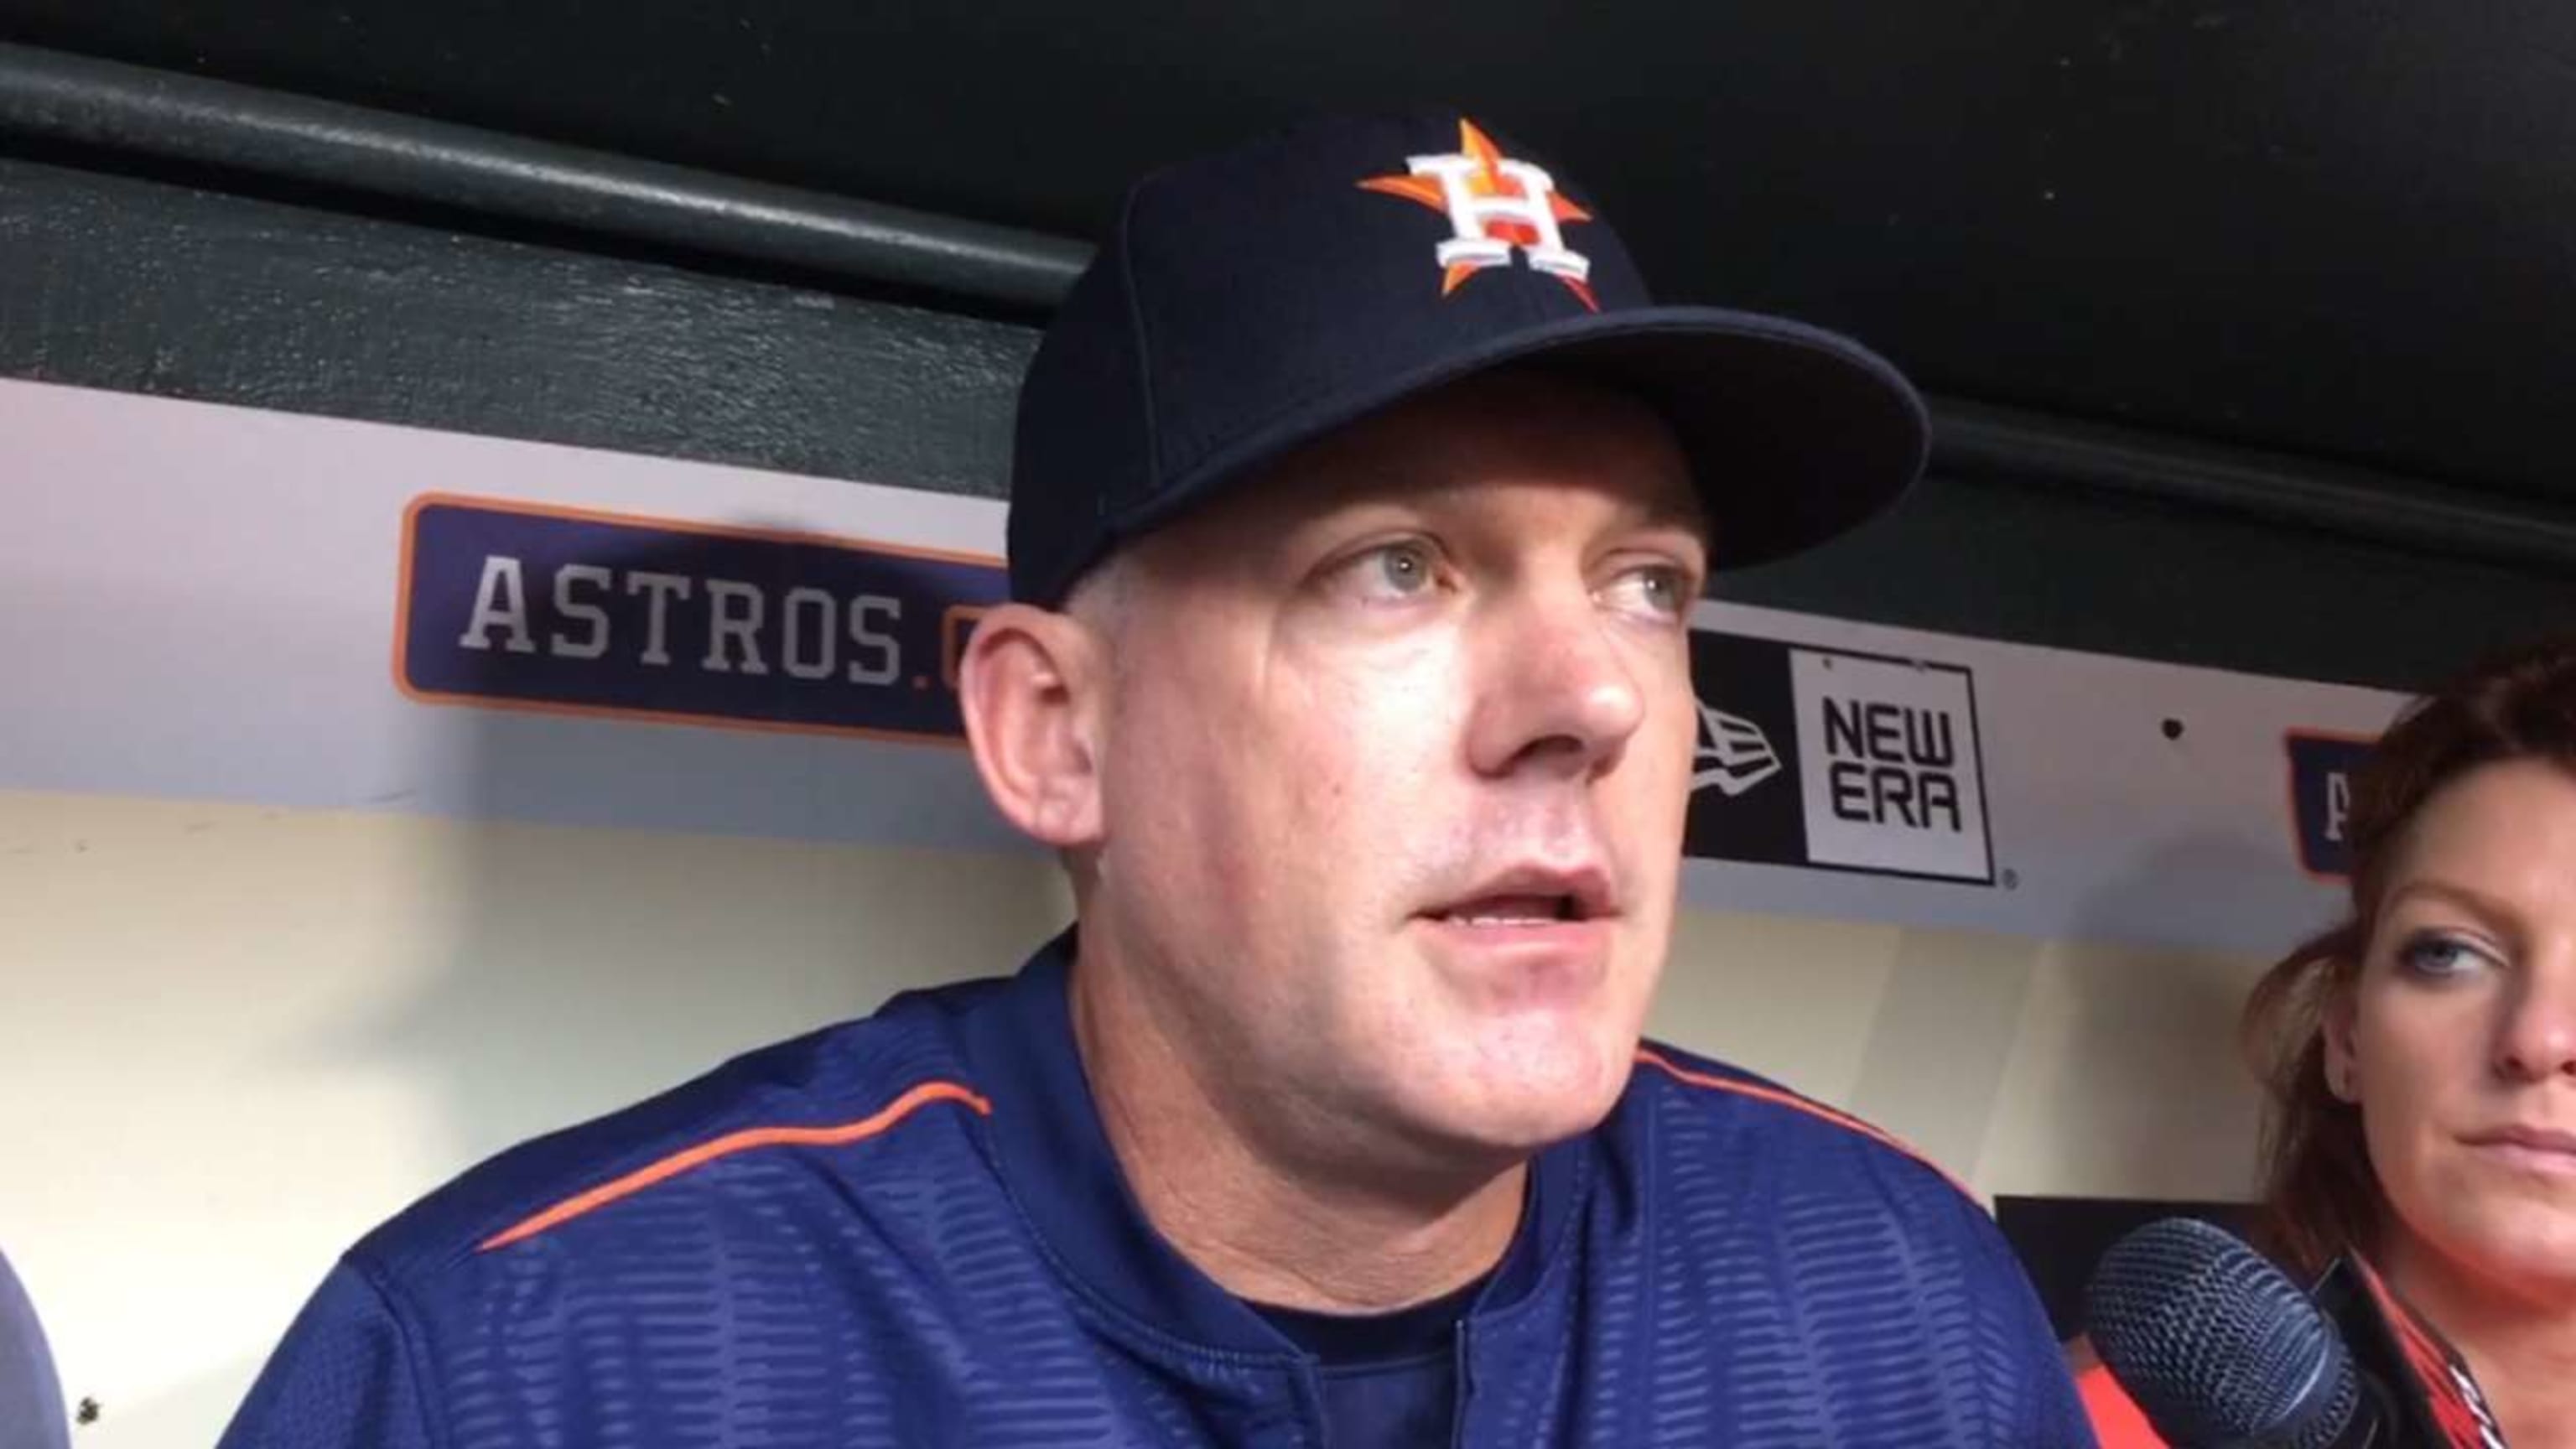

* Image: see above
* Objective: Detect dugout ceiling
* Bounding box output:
[3,1,2572,689]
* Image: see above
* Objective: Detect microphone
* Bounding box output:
[2084,1218,2508,1448]
[2086,1217,2370,1447]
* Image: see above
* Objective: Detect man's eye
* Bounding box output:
[1602,564,1693,621]
[1337,540,1445,603]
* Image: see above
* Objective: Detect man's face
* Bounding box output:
[1084,372,1706,1173]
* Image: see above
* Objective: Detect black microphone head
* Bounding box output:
[2084,1218,2361,1449]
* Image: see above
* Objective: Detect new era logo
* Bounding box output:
[1692,699,1783,798]
[1683,629,1997,886]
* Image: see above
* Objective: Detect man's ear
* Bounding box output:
[958,602,1109,849]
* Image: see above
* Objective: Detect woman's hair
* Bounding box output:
[2244,633,2576,1277]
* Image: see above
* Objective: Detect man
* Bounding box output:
[1,1246,70,1449]
[225,110,2092,1446]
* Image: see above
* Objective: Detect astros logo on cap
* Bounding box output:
[1359,119,1598,311]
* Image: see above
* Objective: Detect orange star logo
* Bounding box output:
[1359,119,1598,310]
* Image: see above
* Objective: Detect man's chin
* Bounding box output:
[1421,1048,1636,1156]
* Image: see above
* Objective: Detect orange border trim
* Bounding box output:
[2281,727,2377,886]
[391,491,1003,750]
[477,1079,993,1252]
[1633,1047,1975,1202]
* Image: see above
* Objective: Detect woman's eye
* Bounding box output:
[2396,932,2496,980]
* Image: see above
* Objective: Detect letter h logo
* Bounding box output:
[1359,119,1599,310]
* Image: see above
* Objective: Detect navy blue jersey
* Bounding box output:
[222,932,2094,1446]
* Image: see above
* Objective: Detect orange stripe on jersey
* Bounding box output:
[478,1080,994,1252]
[2077,1363,2169,1448]
[1632,1048,1975,1202]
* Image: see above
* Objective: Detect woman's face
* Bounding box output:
[2333,757,2576,1303]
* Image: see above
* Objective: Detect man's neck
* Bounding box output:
[2386,1241,2576,1448]
[1067,948,1525,1315]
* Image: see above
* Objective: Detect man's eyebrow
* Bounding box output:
[1632,489,1713,551]
[1647,496,1711,537]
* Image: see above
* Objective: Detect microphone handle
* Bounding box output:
[2346,1374,2396,1448]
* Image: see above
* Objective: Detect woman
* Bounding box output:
[2084,633,2576,1446]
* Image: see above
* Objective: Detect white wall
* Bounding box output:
[1649,907,2270,1202]
[0,791,1068,1448]
[3,787,2270,1447]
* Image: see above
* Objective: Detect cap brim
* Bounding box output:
[1143,306,1929,580]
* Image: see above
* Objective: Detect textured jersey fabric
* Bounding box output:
[0,1246,70,1449]
[1250,1273,1489,1447]
[222,932,2096,1447]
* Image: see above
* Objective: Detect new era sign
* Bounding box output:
[1684,630,1997,885]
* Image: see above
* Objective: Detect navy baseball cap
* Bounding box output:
[1008,107,1929,605]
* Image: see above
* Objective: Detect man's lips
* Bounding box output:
[1419,864,1617,925]
[1436,893,1582,925]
